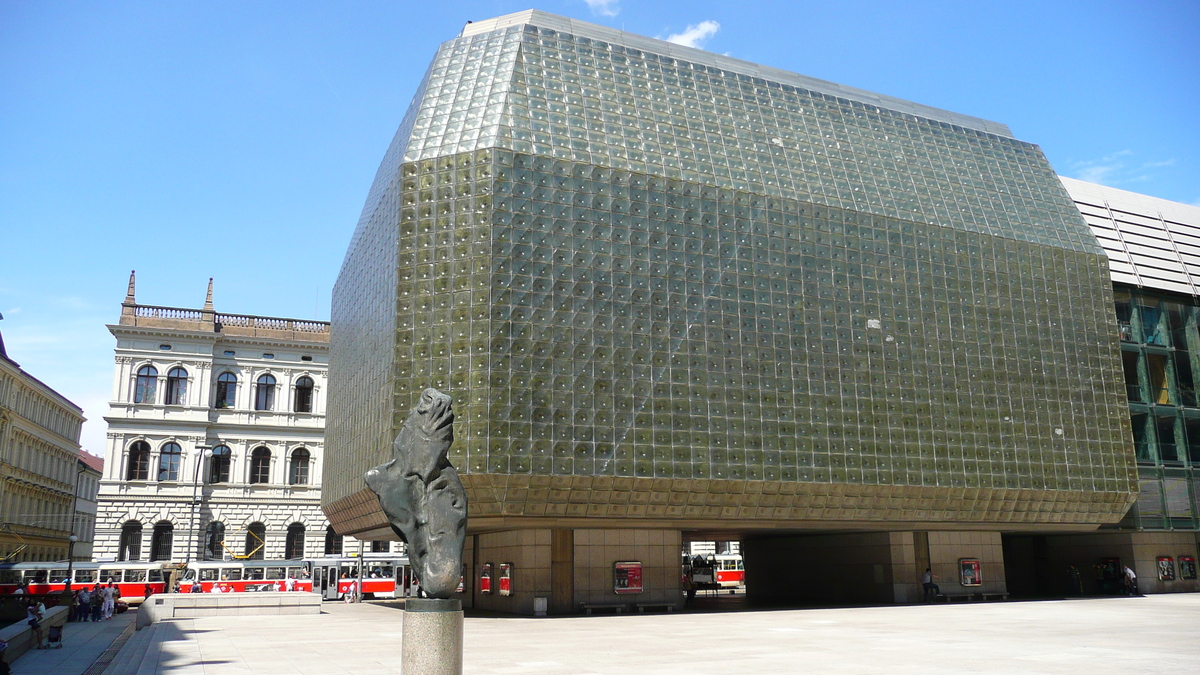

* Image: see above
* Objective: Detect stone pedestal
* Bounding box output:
[402,598,463,675]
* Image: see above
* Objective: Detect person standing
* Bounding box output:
[1067,565,1083,596]
[75,587,91,622]
[90,583,103,621]
[285,576,296,592]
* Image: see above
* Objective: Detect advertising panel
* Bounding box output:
[959,558,982,587]
[1157,556,1176,581]
[1179,556,1197,580]
[480,562,492,594]
[499,563,513,596]
[613,561,643,594]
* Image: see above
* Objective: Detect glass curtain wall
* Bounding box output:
[1115,285,1200,530]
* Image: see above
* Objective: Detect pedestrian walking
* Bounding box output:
[1123,565,1139,596]
[101,582,116,619]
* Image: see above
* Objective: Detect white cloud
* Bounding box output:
[583,0,620,17]
[665,20,721,49]
[1069,150,1176,188]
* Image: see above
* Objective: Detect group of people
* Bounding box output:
[70,581,120,622]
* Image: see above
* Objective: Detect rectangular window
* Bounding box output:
[219,568,243,581]
[244,567,265,580]
[1131,413,1152,462]
[200,568,219,581]
[1147,353,1172,405]
[266,567,286,580]
[1122,350,1142,402]
[1174,351,1197,407]
[1139,299,1165,345]
[74,569,96,583]
[1115,291,1133,341]
[123,569,147,582]
[148,569,164,582]
[1188,418,1200,464]
[1156,415,1179,463]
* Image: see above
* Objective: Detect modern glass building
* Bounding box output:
[324,11,1150,613]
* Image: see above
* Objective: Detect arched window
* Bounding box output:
[294,376,314,413]
[119,521,142,561]
[205,521,225,560]
[324,526,342,556]
[157,442,181,481]
[215,372,237,409]
[288,448,310,485]
[249,447,271,484]
[254,374,276,411]
[150,521,173,562]
[134,365,158,403]
[285,523,305,559]
[126,441,150,481]
[165,367,188,405]
[245,522,266,560]
[209,445,231,483]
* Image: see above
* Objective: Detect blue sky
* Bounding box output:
[1,0,1197,455]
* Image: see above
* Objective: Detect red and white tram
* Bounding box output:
[0,561,170,603]
[178,560,312,593]
[713,553,745,588]
[308,555,412,600]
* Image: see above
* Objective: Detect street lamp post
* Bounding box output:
[67,534,78,591]
[186,445,213,565]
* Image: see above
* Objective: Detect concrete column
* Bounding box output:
[550,529,573,614]
[402,598,463,675]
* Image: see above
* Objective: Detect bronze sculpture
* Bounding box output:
[365,388,467,599]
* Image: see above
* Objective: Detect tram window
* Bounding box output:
[124,569,148,582]
[266,567,286,580]
[369,564,394,578]
[148,569,164,582]
[200,569,219,581]
[182,569,197,582]
[74,570,96,583]
[49,569,69,583]
[220,569,243,581]
[25,570,47,583]
[340,565,358,578]
[245,567,265,580]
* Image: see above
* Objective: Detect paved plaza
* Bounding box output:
[15,594,1197,675]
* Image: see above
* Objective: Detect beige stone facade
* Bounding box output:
[0,333,86,561]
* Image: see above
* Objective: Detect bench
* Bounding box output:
[934,592,1009,603]
[580,603,626,615]
[635,602,676,613]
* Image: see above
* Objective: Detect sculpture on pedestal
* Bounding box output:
[365,388,467,598]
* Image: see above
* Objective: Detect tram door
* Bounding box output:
[315,564,340,600]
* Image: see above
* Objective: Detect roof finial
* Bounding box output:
[124,270,136,304]
[203,277,214,311]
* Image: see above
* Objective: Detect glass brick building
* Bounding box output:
[324,11,1159,613]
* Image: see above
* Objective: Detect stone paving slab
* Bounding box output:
[138,595,1198,674]
[10,611,135,675]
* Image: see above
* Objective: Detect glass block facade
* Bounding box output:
[324,11,1137,538]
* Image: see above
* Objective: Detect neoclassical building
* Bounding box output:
[0,322,86,562]
[94,274,351,562]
